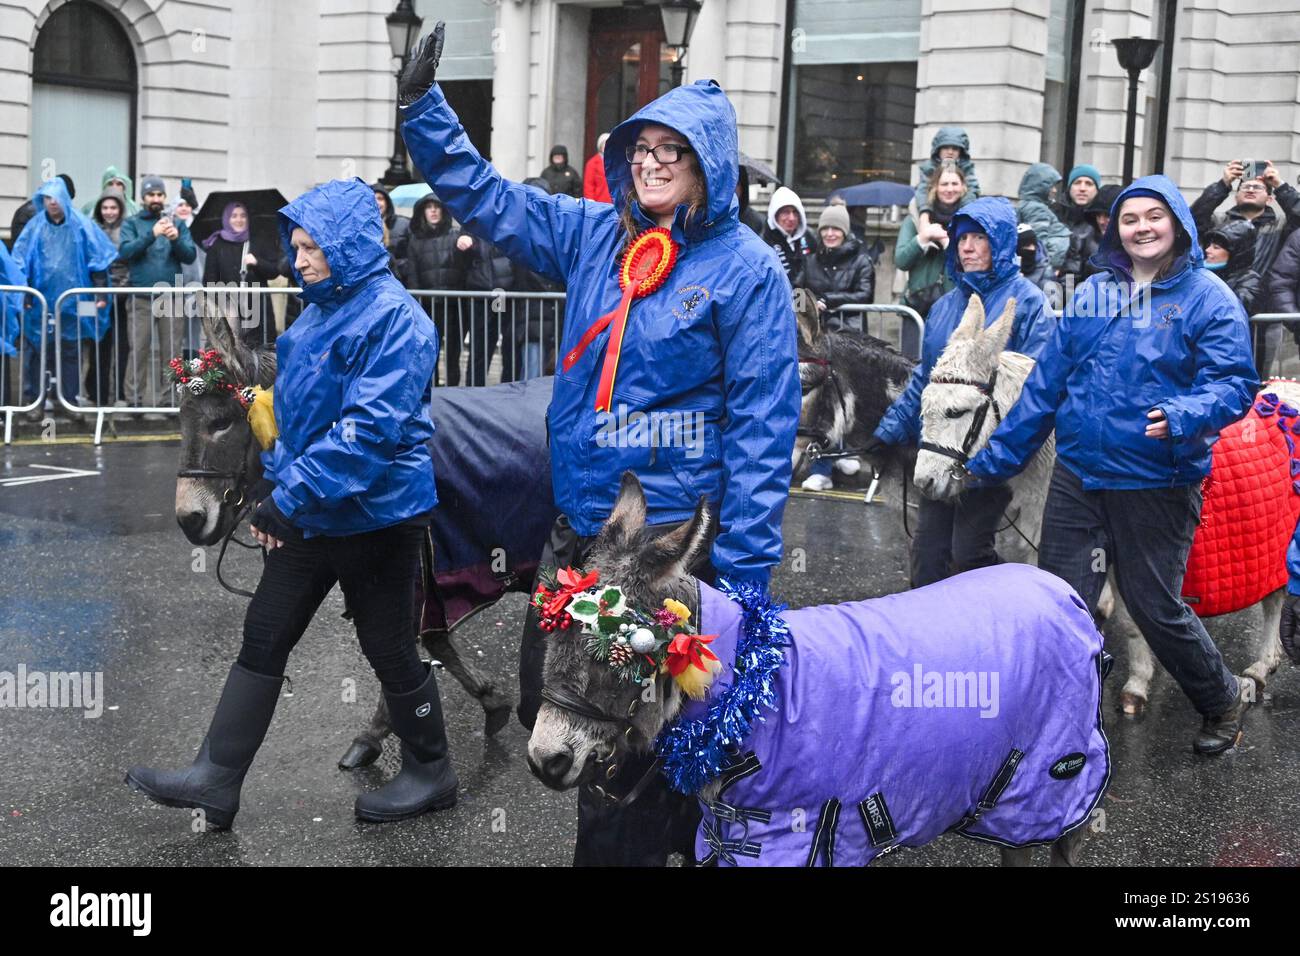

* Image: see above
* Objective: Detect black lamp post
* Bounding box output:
[1111,37,1162,185]
[660,0,703,88]
[382,0,424,187]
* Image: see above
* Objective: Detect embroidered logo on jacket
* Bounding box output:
[672,284,711,321]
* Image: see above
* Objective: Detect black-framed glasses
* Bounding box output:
[626,143,693,165]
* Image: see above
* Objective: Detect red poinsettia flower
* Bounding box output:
[665,633,719,676]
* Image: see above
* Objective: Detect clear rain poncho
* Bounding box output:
[0,240,25,356]
[11,177,119,343]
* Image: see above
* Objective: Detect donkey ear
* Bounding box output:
[603,471,648,544]
[950,293,985,340]
[201,310,253,383]
[982,296,1017,355]
[255,348,278,389]
[793,287,821,350]
[641,496,714,585]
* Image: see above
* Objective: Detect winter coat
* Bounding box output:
[1017,163,1071,271]
[1268,227,1300,316]
[687,565,1110,866]
[118,204,197,289]
[12,177,118,342]
[1056,198,1100,284]
[372,184,412,278]
[1190,178,1300,284]
[262,178,440,537]
[583,152,611,203]
[202,233,283,345]
[763,186,815,287]
[540,145,583,199]
[91,189,131,288]
[402,78,801,586]
[803,233,874,327]
[80,165,139,217]
[969,175,1259,491]
[875,197,1051,447]
[464,237,516,293]
[913,126,981,213]
[402,195,468,291]
[1204,220,1264,316]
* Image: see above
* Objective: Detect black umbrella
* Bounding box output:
[739,152,781,186]
[190,189,290,248]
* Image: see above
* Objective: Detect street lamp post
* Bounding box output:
[660,0,703,88]
[1111,37,1162,185]
[382,0,424,187]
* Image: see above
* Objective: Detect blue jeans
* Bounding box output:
[1036,462,1238,717]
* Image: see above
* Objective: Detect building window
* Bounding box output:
[1041,0,1080,172]
[784,0,921,197]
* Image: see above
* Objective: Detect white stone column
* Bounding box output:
[491,0,532,181]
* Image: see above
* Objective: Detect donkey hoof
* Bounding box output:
[1119,691,1146,718]
[484,703,512,738]
[338,737,383,771]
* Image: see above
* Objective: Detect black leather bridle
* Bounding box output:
[539,683,664,807]
[177,446,260,599]
[918,367,1003,468]
[797,356,872,462]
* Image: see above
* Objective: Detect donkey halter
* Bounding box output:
[918,366,1003,468]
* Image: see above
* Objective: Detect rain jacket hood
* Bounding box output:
[81,165,138,216]
[12,177,118,338]
[548,144,570,165]
[1093,175,1201,281]
[929,126,972,162]
[604,79,739,234]
[264,179,440,536]
[946,196,1021,295]
[1020,163,1062,204]
[765,186,808,240]
[279,178,391,307]
[1205,219,1257,277]
[410,193,452,238]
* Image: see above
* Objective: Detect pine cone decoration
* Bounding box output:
[608,642,634,668]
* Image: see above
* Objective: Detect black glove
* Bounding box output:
[398,21,444,107]
[250,494,301,543]
[246,477,275,508]
[860,435,888,458]
[1281,592,1300,665]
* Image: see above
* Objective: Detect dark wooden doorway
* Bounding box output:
[585,7,671,161]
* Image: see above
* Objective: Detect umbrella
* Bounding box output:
[828,180,913,208]
[389,182,434,214]
[190,188,290,247]
[739,152,781,186]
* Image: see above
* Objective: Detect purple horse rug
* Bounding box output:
[682,564,1111,866]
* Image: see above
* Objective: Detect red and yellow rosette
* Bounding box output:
[562,227,680,411]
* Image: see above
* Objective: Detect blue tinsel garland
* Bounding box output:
[654,577,790,795]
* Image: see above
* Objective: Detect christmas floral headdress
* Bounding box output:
[533,565,721,700]
[167,349,256,409]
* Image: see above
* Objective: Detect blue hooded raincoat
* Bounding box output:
[875,196,1052,447]
[968,175,1259,490]
[401,80,801,586]
[0,241,25,356]
[11,178,118,343]
[262,178,440,537]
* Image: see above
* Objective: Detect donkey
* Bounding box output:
[174,312,513,768]
[911,295,1289,713]
[527,472,1108,866]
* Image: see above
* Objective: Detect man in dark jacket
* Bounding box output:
[118,176,197,416]
[404,193,469,385]
[538,145,582,199]
[372,183,412,278]
[1268,227,1300,342]
[1191,161,1300,287]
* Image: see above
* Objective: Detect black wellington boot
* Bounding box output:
[355,664,458,822]
[1192,677,1253,756]
[124,663,284,830]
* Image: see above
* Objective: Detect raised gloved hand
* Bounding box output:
[1280,592,1300,665]
[250,494,301,546]
[398,21,444,107]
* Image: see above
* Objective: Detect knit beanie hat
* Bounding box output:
[818,204,851,235]
[1066,164,1102,190]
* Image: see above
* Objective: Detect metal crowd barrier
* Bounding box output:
[1,285,50,445]
[836,303,926,359]
[1246,313,1300,381]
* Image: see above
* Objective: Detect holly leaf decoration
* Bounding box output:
[598,615,624,634]
[569,599,601,625]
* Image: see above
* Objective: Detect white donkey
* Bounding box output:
[909,294,1288,714]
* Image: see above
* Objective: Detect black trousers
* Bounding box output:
[909,483,1014,588]
[237,523,429,695]
[1036,462,1238,716]
[518,513,712,866]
